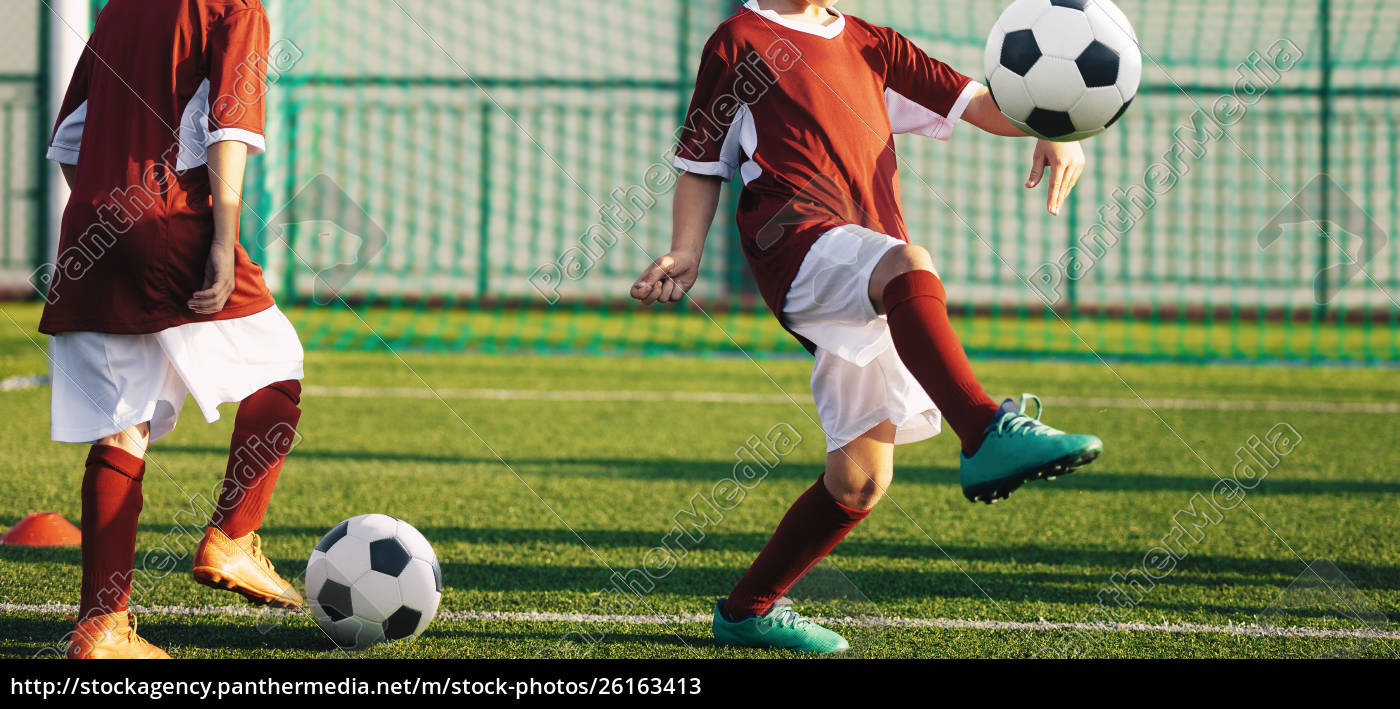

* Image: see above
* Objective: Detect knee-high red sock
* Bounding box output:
[723,474,870,620]
[210,380,302,539]
[79,445,145,619]
[883,270,1000,456]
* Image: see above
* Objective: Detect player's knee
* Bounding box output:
[884,243,935,277]
[870,244,938,310]
[825,467,892,510]
[98,422,150,459]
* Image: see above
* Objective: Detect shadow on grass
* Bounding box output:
[0,612,338,658]
[154,444,1400,496]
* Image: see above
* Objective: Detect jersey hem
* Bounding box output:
[38,297,277,336]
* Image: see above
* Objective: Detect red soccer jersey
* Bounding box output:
[674,2,978,319]
[40,0,276,335]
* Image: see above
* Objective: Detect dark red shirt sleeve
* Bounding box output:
[878,27,978,140]
[205,6,270,154]
[674,37,744,181]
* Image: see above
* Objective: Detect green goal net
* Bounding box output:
[75,0,1400,362]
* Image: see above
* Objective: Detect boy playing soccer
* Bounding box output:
[632,0,1104,652]
[43,0,304,658]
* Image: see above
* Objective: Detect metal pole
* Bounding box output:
[43,0,91,268]
[1316,0,1332,316]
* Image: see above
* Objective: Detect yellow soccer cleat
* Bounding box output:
[66,611,170,660]
[193,527,303,609]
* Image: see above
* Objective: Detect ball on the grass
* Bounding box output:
[305,514,442,650]
[984,0,1141,141]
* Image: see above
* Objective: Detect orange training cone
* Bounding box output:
[0,513,82,547]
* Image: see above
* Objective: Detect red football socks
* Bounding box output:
[723,474,870,621]
[210,380,303,539]
[883,270,1000,456]
[79,445,145,619]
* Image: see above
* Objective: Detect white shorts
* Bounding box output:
[784,225,942,452]
[49,306,305,444]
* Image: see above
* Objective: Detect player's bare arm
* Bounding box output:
[190,140,248,315]
[962,86,1085,217]
[631,171,722,306]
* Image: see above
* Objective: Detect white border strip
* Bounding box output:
[4,603,1395,640]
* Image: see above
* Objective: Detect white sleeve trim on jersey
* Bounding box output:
[176,80,269,171]
[885,80,983,141]
[47,100,88,165]
[206,128,267,156]
[673,104,755,183]
[672,156,736,182]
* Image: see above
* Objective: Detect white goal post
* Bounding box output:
[43,0,90,267]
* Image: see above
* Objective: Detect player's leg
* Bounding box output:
[871,244,1102,503]
[711,424,894,653]
[184,310,306,608]
[67,423,169,659]
[50,331,172,659]
[823,419,896,510]
[67,422,168,659]
[193,379,303,608]
[869,243,1000,455]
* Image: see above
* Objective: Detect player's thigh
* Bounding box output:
[49,331,178,446]
[825,420,896,509]
[785,225,904,335]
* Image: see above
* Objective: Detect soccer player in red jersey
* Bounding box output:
[43,0,304,659]
[632,0,1104,652]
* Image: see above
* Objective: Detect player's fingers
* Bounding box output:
[1048,164,1071,215]
[639,280,664,306]
[1027,154,1048,188]
[661,279,681,304]
[1063,163,1084,203]
[631,268,664,299]
[633,257,675,292]
[670,279,690,303]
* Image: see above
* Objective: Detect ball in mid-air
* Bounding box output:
[306,514,442,650]
[984,0,1141,141]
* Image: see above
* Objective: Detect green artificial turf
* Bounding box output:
[1,301,1396,658]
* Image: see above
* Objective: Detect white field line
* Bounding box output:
[304,385,1400,415]
[4,602,1396,640]
[0,375,48,392]
[6,375,1395,414]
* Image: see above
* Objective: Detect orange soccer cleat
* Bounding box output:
[66,611,170,659]
[192,527,303,609]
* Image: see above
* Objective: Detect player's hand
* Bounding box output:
[190,241,237,315]
[1026,139,1085,217]
[631,251,700,306]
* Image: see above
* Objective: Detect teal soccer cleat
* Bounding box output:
[959,394,1102,504]
[712,599,850,653]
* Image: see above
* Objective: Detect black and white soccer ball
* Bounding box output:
[306,514,442,650]
[984,0,1141,141]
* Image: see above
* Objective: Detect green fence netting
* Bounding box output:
[63,1,1400,362]
[0,2,42,292]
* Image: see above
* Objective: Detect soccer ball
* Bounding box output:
[984,0,1141,141]
[306,514,442,650]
